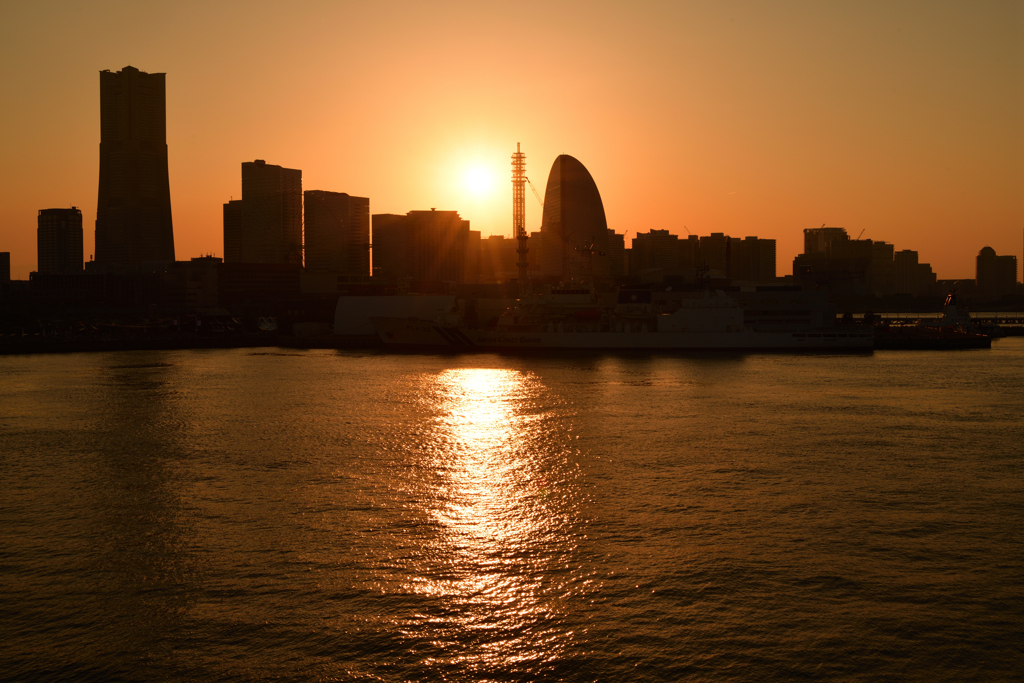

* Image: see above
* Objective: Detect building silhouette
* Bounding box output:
[372,209,473,288]
[478,235,519,283]
[95,66,175,267]
[223,200,244,262]
[37,208,83,274]
[804,227,849,255]
[699,233,730,276]
[976,246,1017,301]
[729,236,776,282]
[304,191,369,275]
[606,229,626,279]
[223,160,303,264]
[892,249,936,297]
[0,252,9,283]
[630,230,775,282]
[679,234,701,269]
[631,229,681,274]
[794,227,936,298]
[538,155,609,280]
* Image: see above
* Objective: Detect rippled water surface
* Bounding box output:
[2,342,1023,681]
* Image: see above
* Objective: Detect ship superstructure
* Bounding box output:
[370,284,873,351]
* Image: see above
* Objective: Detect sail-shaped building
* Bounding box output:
[537,155,609,281]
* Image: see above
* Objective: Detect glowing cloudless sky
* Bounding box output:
[0,0,1021,280]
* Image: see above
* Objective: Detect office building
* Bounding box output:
[0,252,9,283]
[37,208,83,274]
[699,233,729,276]
[606,230,626,279]
[538,155,609,280]
[631,229,680,273]
[893,250,936,297]
[222,200,244,263]
[478,235,519,283]
[95,66,175,267]
[976,247,1017,301]
[866,240,896,296]
[304,191,369,275]
[372,209,472,286]
[679,235,701,269]
[729,236,776,282]
[804,227,849,255]
[223,160,303,264]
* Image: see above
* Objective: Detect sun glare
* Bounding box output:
[463,165,495,196]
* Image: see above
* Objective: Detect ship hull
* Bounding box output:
[370,317,874,352]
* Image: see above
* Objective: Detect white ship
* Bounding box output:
[370,286,874,352]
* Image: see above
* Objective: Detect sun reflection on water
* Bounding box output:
[399,367,585,672]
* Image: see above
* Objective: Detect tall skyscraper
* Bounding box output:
[0,252,10,283]
[95,66,175,267]
[304,191,369,275]
[37,207,83,274]
[223,160,302,264]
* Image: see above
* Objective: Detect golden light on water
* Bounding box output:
[427,367,539,567]
[403,367,579,667]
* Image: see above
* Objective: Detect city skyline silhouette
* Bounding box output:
[0,2,1021,281]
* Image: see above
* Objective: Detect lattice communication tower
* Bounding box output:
[512,143,529,290]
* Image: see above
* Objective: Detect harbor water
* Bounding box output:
[2,341,1023,681]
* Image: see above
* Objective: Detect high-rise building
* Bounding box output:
[606,230,626,279]
[304,191,369,275]
[679,235,701,269]
[804,227,849,255]
[893,249,936,297]
[538,155,609,280]
[223,200,245,263]
[867,241,895,296]
[631,229,680,273]
[372,209,472,285]
[976,246,1017,301]
[37,208,84,274]
[95,66,175,267]
[0,252,10,283]
[728,236,776,282]
[478,235,519,283]
[699,233,729,276]
[223,160,303,264]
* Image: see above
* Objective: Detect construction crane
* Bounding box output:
[526,177,544,207]
[511,143,529,292]
[856,229,865,240]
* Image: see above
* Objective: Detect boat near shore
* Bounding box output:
[872,288,993,350]
[872,325,991,350]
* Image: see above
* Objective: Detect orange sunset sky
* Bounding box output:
[1,0,1021,281]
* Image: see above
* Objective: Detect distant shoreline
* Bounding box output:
[0,333,382,356]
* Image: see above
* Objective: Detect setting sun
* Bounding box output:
[463,165,496,197]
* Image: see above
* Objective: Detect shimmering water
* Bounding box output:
[2,343,1023,681]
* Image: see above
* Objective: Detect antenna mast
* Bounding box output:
[512,142,529,293]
